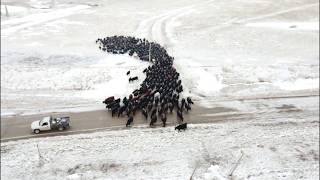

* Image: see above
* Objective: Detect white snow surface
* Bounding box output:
[1,5,90,36]
[0,5,29,17]
[1,0,319,115]
[1,114,319,179]
[246,22,319,31]
[1,52,148,96]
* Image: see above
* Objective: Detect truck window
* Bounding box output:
[42,122,48,126]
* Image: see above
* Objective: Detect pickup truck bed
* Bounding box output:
[51,117,70,130]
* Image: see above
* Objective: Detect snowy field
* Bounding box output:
[1,96,319,180]
[1,0,319,116]
[1,0,319,179]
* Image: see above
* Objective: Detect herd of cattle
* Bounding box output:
[97,36,193,131]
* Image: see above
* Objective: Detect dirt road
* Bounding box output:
[1,105,244,141]
[1,94,318,142]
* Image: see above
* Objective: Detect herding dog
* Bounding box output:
[175,123,187,131]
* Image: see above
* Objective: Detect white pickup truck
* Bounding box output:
[31,116,71,134]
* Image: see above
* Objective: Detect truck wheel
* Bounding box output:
[34,129,40,134]
[58,126,64,131]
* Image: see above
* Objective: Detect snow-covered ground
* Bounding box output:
[1,0,319,116]
[1,1,318,179]
[1,96,319,179]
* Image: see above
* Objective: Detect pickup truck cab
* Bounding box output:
[31,116,70,134]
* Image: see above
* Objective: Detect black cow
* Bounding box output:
[177,109,184,122]
[147,103,153,112]
[106,99,120,109]
[161,113,167,127]
[111,105,119,117]
[142,108,148,120]
[151,108,157,118]
[187,97,194,105]
[168,102,174,113]
[185,103,191,112]
[129,76,138,82]
[118,106,126,117]
[103,96,115,104]
[96,36,194,129]
[132,89,140,96]
[150,114,157,127]
[181,98,186,112]
[114,98,121,104]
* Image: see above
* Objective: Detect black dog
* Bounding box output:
[175,123,187,131]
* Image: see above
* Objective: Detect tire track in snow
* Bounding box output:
[137,1,319,101]
[136,1,223,98]
[135,1,320,45]
[135,1,211,47]
[150,7,198,47]
[135,7,191,46]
